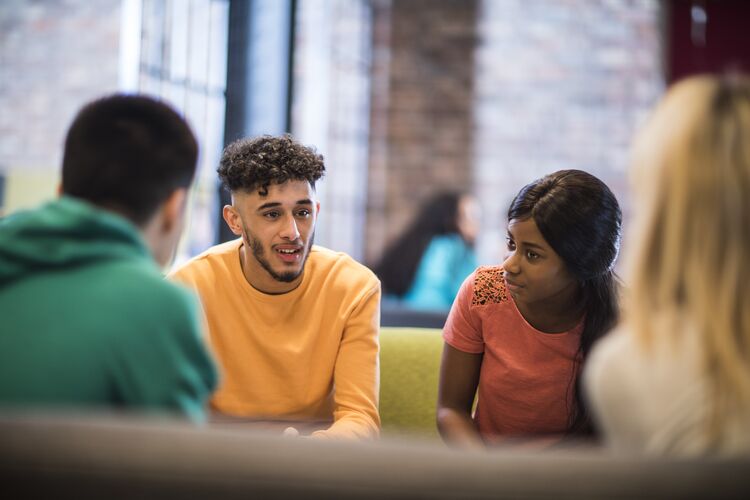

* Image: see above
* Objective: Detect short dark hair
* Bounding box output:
[218,135,325,195]
[508,169,622,435]
[61,94,198,226]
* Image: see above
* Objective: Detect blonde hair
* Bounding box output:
[626,74,750,442]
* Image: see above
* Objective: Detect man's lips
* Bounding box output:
[274,244,304,263]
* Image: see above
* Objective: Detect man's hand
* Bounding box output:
[282,426,300,437]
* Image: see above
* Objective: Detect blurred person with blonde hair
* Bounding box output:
[584,74,750,456]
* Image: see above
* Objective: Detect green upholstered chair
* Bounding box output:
[379,327,444,439]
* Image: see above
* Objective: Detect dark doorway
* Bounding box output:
[665,0,750,84]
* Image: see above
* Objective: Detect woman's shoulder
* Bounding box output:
[468,265,510,307]
[584,326,646,404]
[421,233,468,260]
[429,233,465,248]
[587,326,636,370]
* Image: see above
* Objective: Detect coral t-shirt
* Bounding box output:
[443,266,583,442]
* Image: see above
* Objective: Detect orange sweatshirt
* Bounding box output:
[170,239,380,439]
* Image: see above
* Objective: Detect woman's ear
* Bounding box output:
[222,205,244,236]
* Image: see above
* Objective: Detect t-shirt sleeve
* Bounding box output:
[443,271,484,354]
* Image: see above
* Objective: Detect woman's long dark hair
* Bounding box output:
[508,169,622,435]
[374,192,465,297]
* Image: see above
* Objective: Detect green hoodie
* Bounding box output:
[0,196,217,421]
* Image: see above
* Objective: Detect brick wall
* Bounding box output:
[0,0,121,213]
[471,0,663,265]
[366,0,479,265]
[365,0,664,267]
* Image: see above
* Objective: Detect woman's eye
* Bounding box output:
[506,239,515,250]
[526,250,539,260]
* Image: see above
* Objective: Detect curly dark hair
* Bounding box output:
[218,134,325,195]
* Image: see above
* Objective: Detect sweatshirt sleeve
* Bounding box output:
[312,281,381,440]
[109,285,218,423]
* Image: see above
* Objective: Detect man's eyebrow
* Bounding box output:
[256,199,314,211]
[257,202,281,211]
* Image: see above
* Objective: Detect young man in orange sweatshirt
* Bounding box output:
[170,135,380,439]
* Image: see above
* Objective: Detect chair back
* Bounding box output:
[379,327,444,439]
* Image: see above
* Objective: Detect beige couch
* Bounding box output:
[2,413,749,499]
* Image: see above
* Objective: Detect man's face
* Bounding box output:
[147,188,188,271]
[225,180,319,294]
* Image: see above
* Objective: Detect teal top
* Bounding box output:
[401,234,478,311]
[0,197,217,421]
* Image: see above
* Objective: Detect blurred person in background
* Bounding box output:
[374,191,479,312]
[438,170,621,448]
[585,74,750,456]
[0,95,217,421]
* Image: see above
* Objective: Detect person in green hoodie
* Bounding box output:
[0,95,216,421]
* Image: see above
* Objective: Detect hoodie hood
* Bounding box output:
[0,196,153,287]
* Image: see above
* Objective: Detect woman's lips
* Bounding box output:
[504,276,523,291]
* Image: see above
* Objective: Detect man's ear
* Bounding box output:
[315,201,321,215]
[162,188,188,232]
[222,205,243,236]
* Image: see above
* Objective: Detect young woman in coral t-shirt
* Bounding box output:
[437,170,621,448]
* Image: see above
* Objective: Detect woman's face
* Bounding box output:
[457,195,480,245]
[501,217,578,307]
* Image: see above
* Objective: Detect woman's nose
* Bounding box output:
[502,251,520,274]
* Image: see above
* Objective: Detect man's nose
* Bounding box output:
[279,214,300,240]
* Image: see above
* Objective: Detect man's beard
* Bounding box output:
[243,223,314,283]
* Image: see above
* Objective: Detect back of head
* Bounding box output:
[627,74,750,426]
[508,169,622,433]
[61,94,198,226]
[412,192,463,237]
[217,134,325,195]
